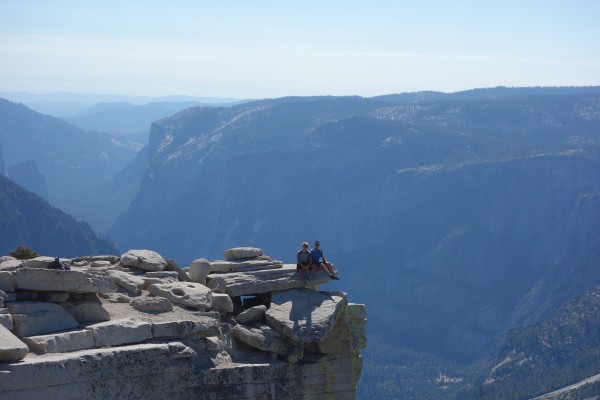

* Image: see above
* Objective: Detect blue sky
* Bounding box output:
[1,1,599,98]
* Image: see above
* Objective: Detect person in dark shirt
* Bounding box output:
[310,241,339,280]
[296,242,312,282]
[48,257,69,270]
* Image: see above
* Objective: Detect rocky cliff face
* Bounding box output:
[6,160,49,199]
[0,247,366,399]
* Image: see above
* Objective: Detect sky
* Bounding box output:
[1,0,599,99]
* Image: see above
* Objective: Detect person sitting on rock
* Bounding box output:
[297,242,312,281]
[48,257,69,270]
[310,241,339,280]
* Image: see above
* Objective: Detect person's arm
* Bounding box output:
[321,250,327,264]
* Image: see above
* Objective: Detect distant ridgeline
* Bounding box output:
[0,174,118,257]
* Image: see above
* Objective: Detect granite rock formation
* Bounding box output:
[0,246,366,399]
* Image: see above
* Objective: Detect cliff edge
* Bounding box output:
[0,247,366,399]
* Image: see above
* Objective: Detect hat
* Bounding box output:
[302,242,309,247]
[314,240,320,245]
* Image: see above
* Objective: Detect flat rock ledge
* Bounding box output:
[0,247,366,400]
[15,268,118,293]
[206,265,331,297]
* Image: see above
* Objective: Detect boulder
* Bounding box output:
[236,305,267,325]
[0,324,28,362]
[106,269,145,294]
[7,301,79,337]
[0,259,23,271]
[148,282,213,309]
[312,304,367,354]
[224,247,264,261]
[151,318,220,339]
[209,293,234,313]
[265,289,347,342]
[14,268,118,293]
[131,296,173,313]
[189,258,211,284]
[86,318,153,347]
[22,329,95,354]
[120,250,167,272]
[206,265,331,297]
[0,256,15,263]
[205,276,227,293]
[22,256,57,269]
[232,323,303,358]
[61,294,110,324]
[0,309,13,330]
[165,259,191,282]
[0,271,15,292]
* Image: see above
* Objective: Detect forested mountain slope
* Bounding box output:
[0,174,118,257]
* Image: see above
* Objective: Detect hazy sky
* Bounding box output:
[1,1,599,98]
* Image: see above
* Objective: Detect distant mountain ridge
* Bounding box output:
[0,98,139,227]
[0,91,244,116]
[0,174,118,257]
[60,100,239,143]
[373,85,600,104]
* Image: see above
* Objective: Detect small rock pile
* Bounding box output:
[0,247,366,367]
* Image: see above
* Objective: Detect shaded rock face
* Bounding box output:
[6,159,48,199]
[0,247,366,399]
[266,289,347,342]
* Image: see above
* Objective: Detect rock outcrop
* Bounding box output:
[0,247,366,399]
